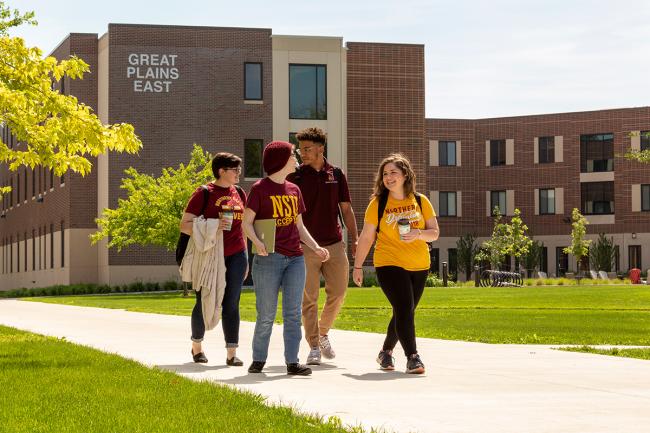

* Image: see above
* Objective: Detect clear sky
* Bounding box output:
[11,0,650,119]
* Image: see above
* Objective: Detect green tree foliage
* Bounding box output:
[475,208,532,269]
[589,233,616,272]
[0,1,141,196]
[456,233,479,280]
[91,145,213,251]
[564,208,592,276]
[522,239,544,277]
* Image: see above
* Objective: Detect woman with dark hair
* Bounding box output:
[352,153,439,374]
[180,152,247,366]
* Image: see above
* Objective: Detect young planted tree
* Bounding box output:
[456,233,479,281]
[522,239,544,278]
[589,233,616,272]
[0,1,141,197]
[91,145,213,251]
[475,208,532,271]
[563,208,592,277]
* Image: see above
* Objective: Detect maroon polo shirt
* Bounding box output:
[287,160,352,246]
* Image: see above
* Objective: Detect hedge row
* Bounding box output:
[0,280,181,299]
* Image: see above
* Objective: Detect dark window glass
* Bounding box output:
[23,232,27,272]
[289,64,327,120]
[539,136,555,163]
[490,190,506,215]
[439,192,457,217]
[50,224,54,269]
[430,248,440,275]
[61,221,65,268]
[244,139,264,178]
[490,139,506,166]
[642,185,650,211]
[556,247,569,276]
[539,188,555,215]
[641,131,650,151]
[581,182,614,215]
[32,230,35,271]
[447,248,458,281]
[580,133,613,173]
[541,247,548,273]
[439,141,456,166]
[629,245,642,270]
[244,63,262,100]
[614,245,620,272]
[49,168,54,190]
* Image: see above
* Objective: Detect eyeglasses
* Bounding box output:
[225,167,242,174]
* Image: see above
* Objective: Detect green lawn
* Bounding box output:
[0,325,365,433]
[558,346,650,360]
[26,285,650,345]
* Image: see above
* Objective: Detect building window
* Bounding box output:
[61,221,65,268]
[244,62,262,100]
[641,131,650,151]
[581,181,614,215]
[430,248,440,275]
[447,248,458,281]
[539,188,555,215]
[541,247,548,274]
[23,232,27,272]
[490,190,506,215]
[580,133,613,172]
[439,192,457,217]
[289,64,326,120]
[244,139,264,178]
[490,139,506,166]
[556,247,569,276]
[642,184,650,211]
[629,245,642,270]
[50,224,54,269]
[439,141,457,166]
[539,136,555,164]
[32,230,35,271]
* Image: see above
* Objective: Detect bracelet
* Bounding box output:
[354,267,362,270]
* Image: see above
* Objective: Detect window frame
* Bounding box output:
[244,139,264,179]
[642,184,650,212]
[439,141,457,166]
[439,191,457,217]
[490,139,506,166]
[539,188,556,215]
[490,190,506,216]
[538,136,555,164]
[244,62,263,101]
[288,64,327,120]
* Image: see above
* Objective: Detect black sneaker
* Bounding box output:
[376,350,395,370]
[286,363,312,376]
[405,353,425,374]
[248,361,265,373]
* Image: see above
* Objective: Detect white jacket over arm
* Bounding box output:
[179,216,226,331]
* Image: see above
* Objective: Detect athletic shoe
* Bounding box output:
[319,335,336,359]
[247,361,265,373]
[306,347,321,365]
[287,363,312,376]
[405,353,425,374]
[376,350,395,370]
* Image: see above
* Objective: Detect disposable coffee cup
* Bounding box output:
[397,218,411,240]
[221,209,234,231]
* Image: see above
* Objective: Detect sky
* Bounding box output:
[10,0,650,119]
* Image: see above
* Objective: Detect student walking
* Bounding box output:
[287,127,358,365]
[352,153,439,374]
[180,153,248,366]
[243,140,330,376]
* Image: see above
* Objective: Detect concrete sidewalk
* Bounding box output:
[1,299,649,433]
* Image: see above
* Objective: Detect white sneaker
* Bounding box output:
[306,347,321,365]
[319,335,336,359]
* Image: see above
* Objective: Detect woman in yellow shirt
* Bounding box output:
[352,153,439,374]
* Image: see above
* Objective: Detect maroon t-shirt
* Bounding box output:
[185,183,246,257]
[287,161,352,246]
[246,178,306,257]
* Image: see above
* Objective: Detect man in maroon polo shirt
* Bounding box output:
[287,127,358,365]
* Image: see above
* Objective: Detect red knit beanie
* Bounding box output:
[263,141,293,175]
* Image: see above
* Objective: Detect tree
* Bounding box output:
[624,131,650,164]
[563,208,591,277]
[0,1,141,197]
[91,144,213,251]
[475,208,532,270]
[522,239,544,278]
[456,233,479,280]
[589,233,616,272]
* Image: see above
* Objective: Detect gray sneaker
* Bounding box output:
[319,335,336,359]
[306,347,321,365]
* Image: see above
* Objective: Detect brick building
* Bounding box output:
[1,24,649,289]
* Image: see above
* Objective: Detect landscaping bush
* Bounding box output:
[0,280,182,299]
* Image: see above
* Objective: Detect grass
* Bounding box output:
[557,345,650,360]
[0,325,368,433]
[25,285,650,345]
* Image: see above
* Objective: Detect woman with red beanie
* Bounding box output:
[242,141,330,376]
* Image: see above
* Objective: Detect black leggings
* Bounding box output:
[375,266,428,357]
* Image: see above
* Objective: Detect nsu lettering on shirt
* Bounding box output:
[270,195,299,227]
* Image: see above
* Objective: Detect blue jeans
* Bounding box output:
[251,253,306,364]
[191,250,247,347]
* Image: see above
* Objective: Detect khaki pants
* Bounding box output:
[302,241,349,348]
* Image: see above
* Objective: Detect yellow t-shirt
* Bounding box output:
[364,193,436,271]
